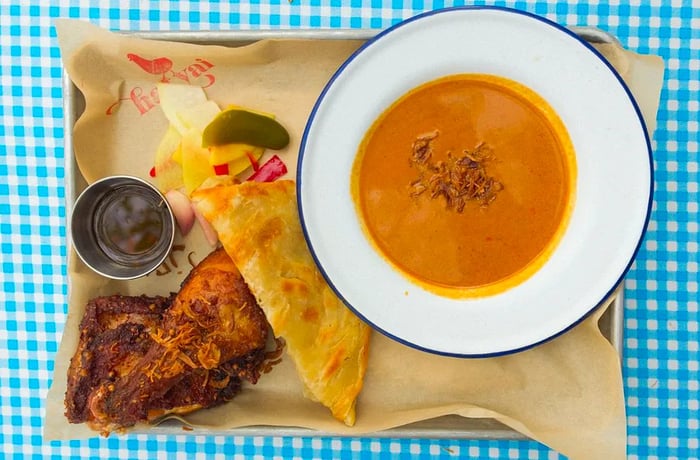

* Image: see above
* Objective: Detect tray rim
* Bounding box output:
[62,25,624,441]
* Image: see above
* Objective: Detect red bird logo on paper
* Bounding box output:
[106,53,217,116]
[127,53,174,82]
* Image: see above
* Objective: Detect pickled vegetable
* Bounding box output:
[157,83,208,135]
[202,109,290,150]
[227,151,262,177]
[180,129,214,195]
[208,143,264,167]
[153,125,184,192]
[247,155,287,182]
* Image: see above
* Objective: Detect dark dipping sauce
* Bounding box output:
[93,185,170,267]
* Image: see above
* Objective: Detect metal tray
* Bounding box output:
[63,27,624,440]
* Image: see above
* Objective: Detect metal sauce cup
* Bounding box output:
[71,176,175,280]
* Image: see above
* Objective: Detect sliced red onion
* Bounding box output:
[193,205,219,247]
[165,189,195,236]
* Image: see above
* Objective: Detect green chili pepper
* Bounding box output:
[202,109,290,150]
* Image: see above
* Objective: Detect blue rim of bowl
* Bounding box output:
[296,5,654,358]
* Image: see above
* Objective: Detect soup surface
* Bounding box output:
[352,74,575,296]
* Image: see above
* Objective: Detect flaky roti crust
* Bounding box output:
[193,180,371,425]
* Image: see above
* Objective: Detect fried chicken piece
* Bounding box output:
[65,294,174,424]
[65,248,270,434]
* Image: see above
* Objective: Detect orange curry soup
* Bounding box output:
[351,74,576,298]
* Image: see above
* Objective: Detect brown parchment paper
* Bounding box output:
[46,19,664,459]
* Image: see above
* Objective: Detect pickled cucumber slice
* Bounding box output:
[202,109,290,150]
[180,129,214,195]
[154,125,184,192]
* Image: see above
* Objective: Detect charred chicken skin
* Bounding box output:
[65,248,269,434]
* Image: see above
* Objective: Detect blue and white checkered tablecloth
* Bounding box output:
[0,1,697,459]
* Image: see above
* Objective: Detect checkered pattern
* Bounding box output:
[0,1,697,458]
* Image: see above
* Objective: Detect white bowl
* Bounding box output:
[297,6,652,357]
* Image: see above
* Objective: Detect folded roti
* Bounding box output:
[192,180,371,426]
